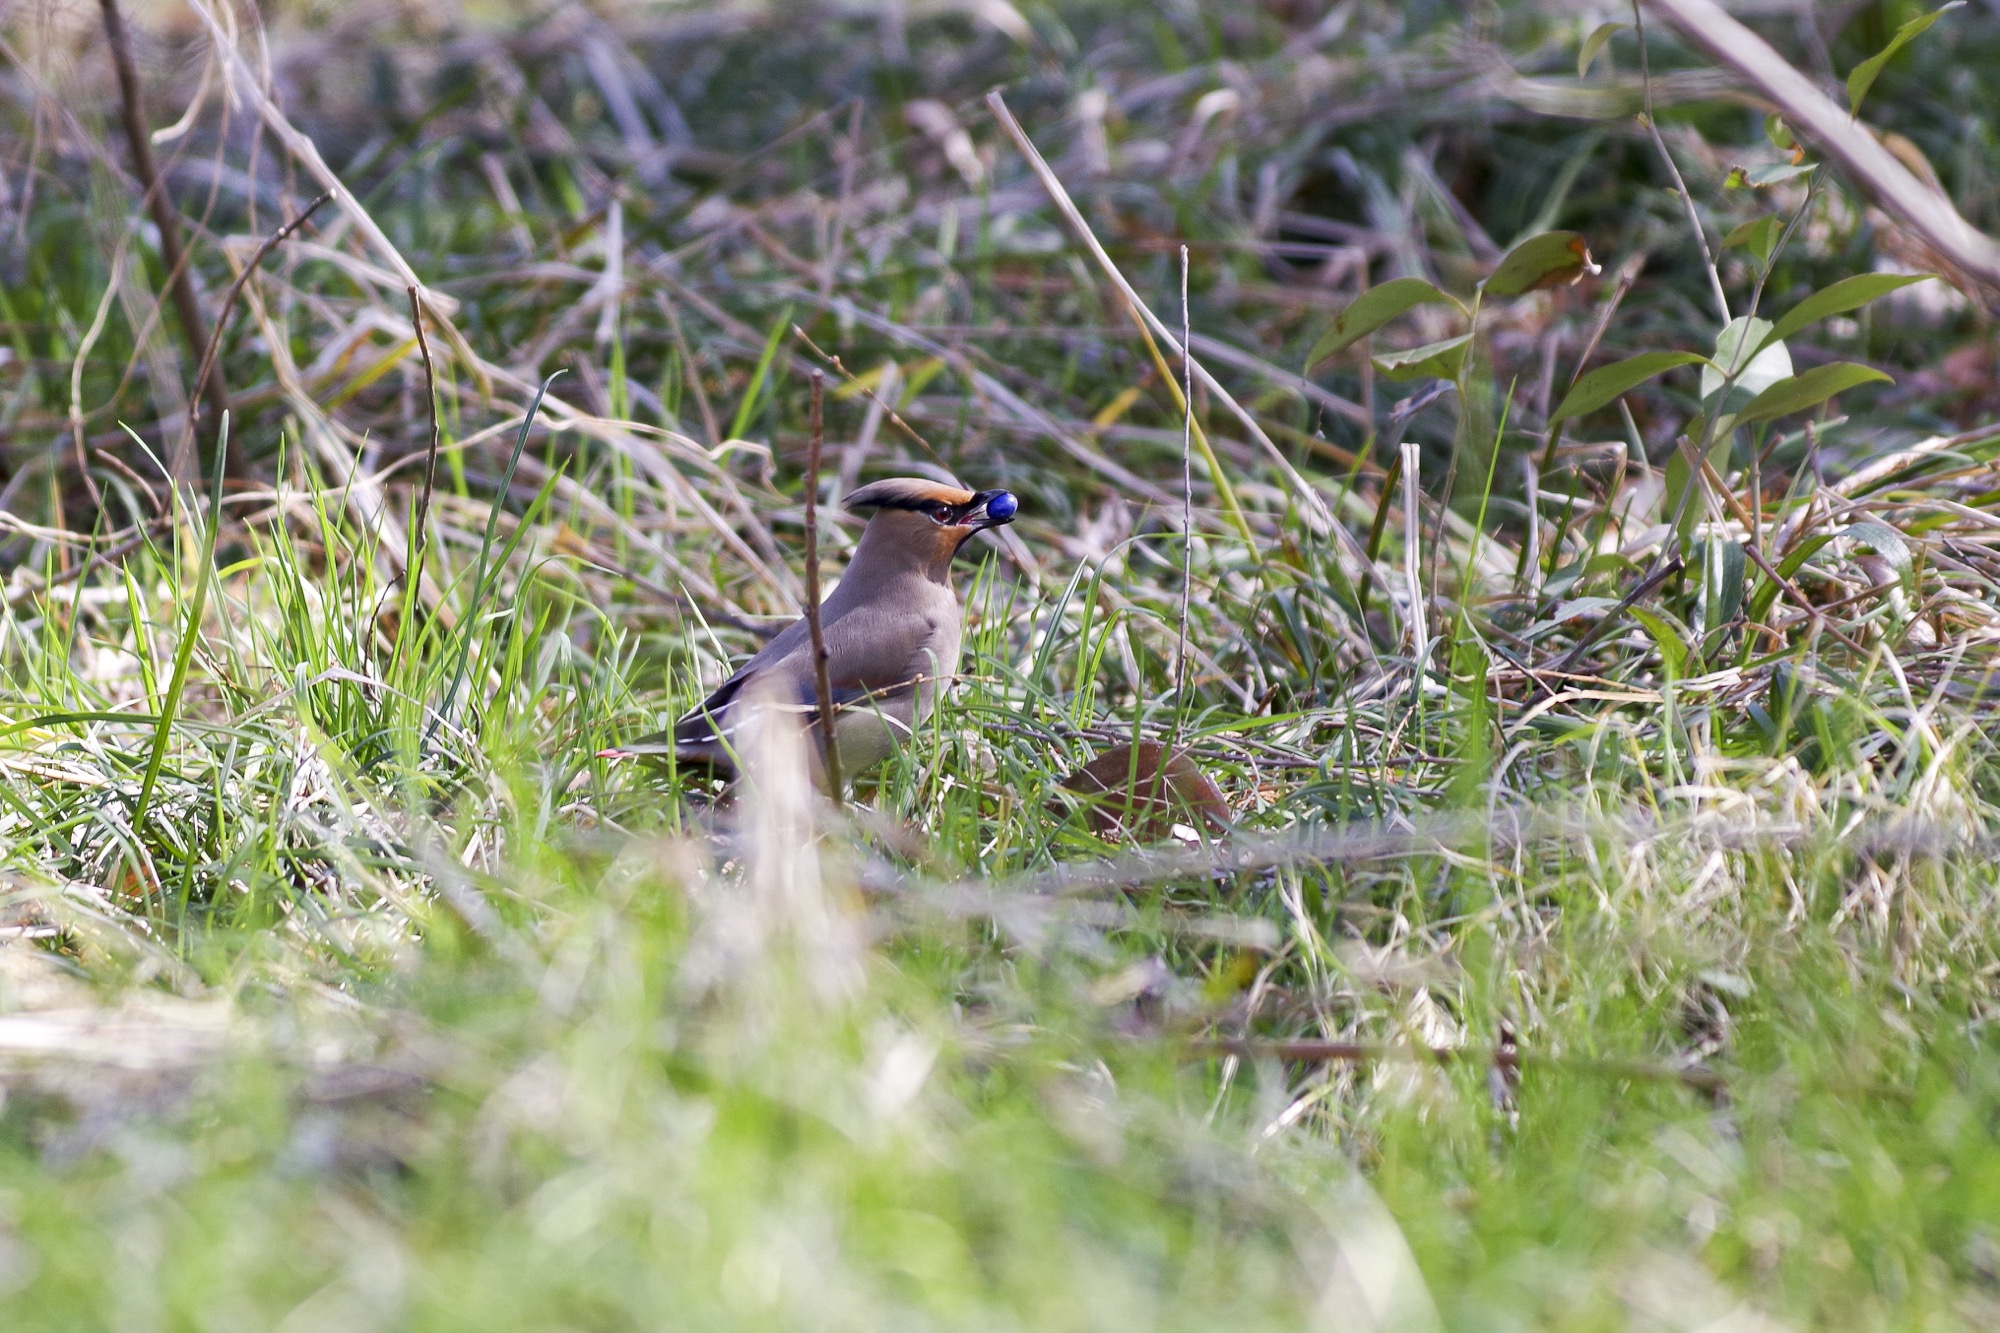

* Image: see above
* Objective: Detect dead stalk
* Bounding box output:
[984,88,1323,537]
[1646,0,2000,294]
[791,324,942,465]
[1631,1,1732,326]
[407,285,443,569]
[1190,1038,1727,1093]
[99,0,230,480]
[173,192,334,477]
[804,370,844,804]
[1175,244,1195,719]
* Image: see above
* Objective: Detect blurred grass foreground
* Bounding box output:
[2,0,2000,1327]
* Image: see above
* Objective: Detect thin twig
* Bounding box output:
[790,325,943,464]
[1547,557,1686,673]
[173,191,334,478]
[1534,254,1643,475]
[1176,245,1195,718]
[658,292,721,445]
[1746,172,1818,322]
[1646,0,2000,294]
[1189,1038,1727,1093]
[2,519,173,609]
[1632,1,1732,326]
[1525,251,1643,574]
[804,371,843,804]
[406,285,442,568]
[1402,441,1429,672]
[985,89,1326,535]
[99,0,231,481]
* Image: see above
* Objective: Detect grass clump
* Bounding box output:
[0,1,1998,1327]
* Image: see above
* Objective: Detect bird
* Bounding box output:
[616,477,1018,781]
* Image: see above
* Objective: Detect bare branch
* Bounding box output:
[1646,0,2000,296]
[804,371,843,804]
[99,0,230,480]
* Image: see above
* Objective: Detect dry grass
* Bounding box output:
[0,1,1997,1327]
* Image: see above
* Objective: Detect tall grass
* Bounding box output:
[0,0,1998,1327]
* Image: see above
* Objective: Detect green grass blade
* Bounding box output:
[131,415,232,834]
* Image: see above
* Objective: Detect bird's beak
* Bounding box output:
[962,489,1019,530]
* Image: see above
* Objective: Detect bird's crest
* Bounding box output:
[843,477,976,512]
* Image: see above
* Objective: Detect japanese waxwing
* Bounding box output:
[626,478,1018,780]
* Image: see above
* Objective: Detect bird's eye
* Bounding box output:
[927,504,952,524]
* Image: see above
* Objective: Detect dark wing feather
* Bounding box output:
[667,603,947,762]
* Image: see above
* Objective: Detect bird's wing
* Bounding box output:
[672,604,950,749]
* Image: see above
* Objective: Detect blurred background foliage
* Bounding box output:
[0,1,1998,1328]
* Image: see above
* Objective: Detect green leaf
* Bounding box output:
[1777,534,1835,582]
[1736,363,1892,423]
[1552,596,1623,623]
[1372,334,1472,383]
[1756,273,1931,355]
[1751,533,1834,625]
[1483,231,1598,297]
[1630,607,1689,679]
[1847,2,1964,114]
[1702,538,1747,637]
[1843,520,1914,593]
[1721,215,1785,264]
[1763,115,1794,151]
[1550,351,1708,423]
[1739,162,1816,188]
[1702,317,1792,412]
[135,413,233,832]
[1304,278,1463,368]
[1583,552,1641,579]
[1578,21,1623,78]
[728,302,794,441]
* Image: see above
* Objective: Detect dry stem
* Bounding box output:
[1647,0,2000,295]
[174,192,334,476]
[99,0,230,480]
[804,371,843,804]
[407,285,443,569]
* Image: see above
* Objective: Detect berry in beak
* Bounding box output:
[969,490,1017,527]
